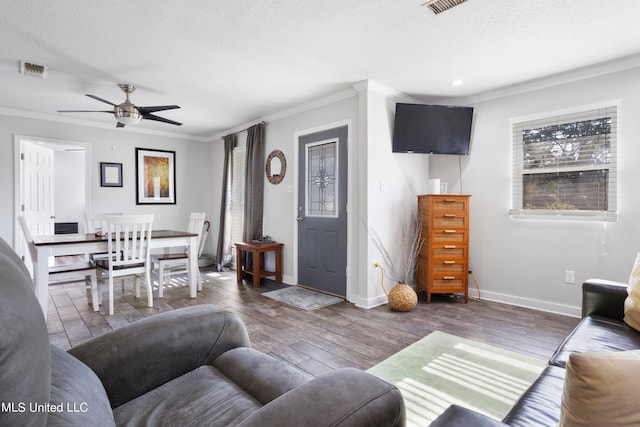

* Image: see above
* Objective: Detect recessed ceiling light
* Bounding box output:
[451,79,463,86]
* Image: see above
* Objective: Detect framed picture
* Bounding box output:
[135,148,176,205]
[100,162,123,187]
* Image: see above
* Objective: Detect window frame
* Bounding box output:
[510,101,619,222]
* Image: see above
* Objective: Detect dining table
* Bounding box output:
[29,229,200,315]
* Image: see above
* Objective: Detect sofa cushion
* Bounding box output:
[0,238,51,427]
[549,315,640,368]
[113,365,262,426]
[624,252,640,331]
[501,365,565,427]
[559,350,640,426]
[48,345,115,426]
[212,347,312,405]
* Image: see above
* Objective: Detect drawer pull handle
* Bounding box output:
[444,229,456,233]
[444,245,457,249]
[443,199,457,203]
[443,214,456,218]
[443,276,455,280]
[443,261,456,264]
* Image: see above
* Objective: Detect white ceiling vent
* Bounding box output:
[19,61,49,79]
[423,0,469,14]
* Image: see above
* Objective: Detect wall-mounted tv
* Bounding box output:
[392,103,474,155]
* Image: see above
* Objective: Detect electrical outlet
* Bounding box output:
[564,270,575,284]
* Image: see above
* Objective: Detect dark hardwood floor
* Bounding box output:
[47,266,580,377]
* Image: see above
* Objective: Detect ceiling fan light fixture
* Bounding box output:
[114,103,142,125]
[115,115,142,126]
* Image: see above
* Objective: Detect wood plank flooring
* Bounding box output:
[47,266,580,377]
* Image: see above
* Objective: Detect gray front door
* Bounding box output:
[297,125,348,297]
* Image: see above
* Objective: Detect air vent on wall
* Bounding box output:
[423,0,469,14]
[19,61,49,79]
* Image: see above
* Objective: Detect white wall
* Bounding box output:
[0,115,213,250]
[360,84,431,308]
[54,150,85,229]
[430,66,640,316]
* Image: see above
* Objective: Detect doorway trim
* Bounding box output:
[13,134,92,256]
[293,120,353,301]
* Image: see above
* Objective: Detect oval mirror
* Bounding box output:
[266,150,286,185]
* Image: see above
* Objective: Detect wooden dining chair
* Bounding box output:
[95,214,154,315]
[17,216,99,311]
[151,212,206,297]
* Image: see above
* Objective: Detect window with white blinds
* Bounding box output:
[229,143,246,267]
[511,104,617,220]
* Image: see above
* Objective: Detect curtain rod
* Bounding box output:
[223,121,266,139]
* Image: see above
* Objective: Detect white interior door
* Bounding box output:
[22,141,55,236]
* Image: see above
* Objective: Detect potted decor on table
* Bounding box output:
[369,214,423,312]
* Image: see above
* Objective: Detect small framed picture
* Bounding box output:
[135,148,176,205]
[100,162,123,187]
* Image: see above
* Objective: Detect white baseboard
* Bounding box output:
[469,289,581,318]
[352,293,388,309]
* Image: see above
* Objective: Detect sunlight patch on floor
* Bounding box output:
[397,376,493,426]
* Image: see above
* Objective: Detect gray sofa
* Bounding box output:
[0,237,405,426]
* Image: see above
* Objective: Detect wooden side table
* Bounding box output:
[235,241,284,288]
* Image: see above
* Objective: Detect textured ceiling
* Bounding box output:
[1,0,640,140]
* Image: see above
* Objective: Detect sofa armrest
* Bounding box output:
[238,368,405,427]
[68,304,250,408]
[429,405,507,427]
[582,279,628,321]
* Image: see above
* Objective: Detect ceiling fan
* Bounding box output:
[57,84,182,128]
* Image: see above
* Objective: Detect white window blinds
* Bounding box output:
[511,104,617,220]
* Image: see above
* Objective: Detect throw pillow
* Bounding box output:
[624,252,640,331]
[559,350,640,427]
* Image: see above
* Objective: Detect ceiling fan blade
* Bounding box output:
[142,113,182,126]
[57,109,113,113]
[139,105,181,114]
[116,122,125,128]
[86,94,117,106]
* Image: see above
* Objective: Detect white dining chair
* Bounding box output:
[17,216,99,311]
[95,214,154,315]
[151,212,206,297]
[84,212,124,262]
[84,212,123,236]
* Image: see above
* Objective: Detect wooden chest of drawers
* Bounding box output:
[416,194,470,303]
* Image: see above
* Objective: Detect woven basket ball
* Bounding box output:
[388,284,418,312]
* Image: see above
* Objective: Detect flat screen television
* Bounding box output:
[392,103,474,155]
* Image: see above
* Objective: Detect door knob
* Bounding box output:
[296,216,303,223]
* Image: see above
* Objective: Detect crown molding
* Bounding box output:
[455,53,640,105]
[210,87,358,141]
[352,79,423,104]
[0,106,210,143]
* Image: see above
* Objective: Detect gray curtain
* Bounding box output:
[216,134,235,271]
[242,122,265,242]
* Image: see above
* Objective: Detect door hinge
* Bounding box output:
[21,204,25,212]
[20,153,25,160]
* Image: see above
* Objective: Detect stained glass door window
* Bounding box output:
[306,139,338,217]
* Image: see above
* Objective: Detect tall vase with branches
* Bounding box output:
[367,212,423,311]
